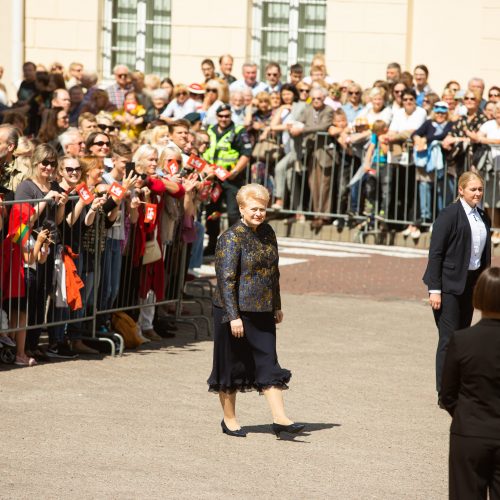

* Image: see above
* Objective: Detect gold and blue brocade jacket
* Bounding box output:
[213,221,281,323]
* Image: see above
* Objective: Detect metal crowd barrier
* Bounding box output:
[248,131,500,232]
[0,194,212,364]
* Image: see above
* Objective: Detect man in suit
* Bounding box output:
[290,87,334,229]
[423,172,491,393]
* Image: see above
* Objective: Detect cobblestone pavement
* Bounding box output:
[2,240,497,499]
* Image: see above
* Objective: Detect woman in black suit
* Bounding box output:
[423,171,491,394]
[440,267,500,499]
[207,183,304,439]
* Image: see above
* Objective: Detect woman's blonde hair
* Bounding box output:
[132,144,158,173]
[236,183,270,206]
[152,125,169,145]
[173,84,189,97]
[456,171,484,202]
[158,147,182,168]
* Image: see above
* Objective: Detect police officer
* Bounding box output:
[203,103,252,256]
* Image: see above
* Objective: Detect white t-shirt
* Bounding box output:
[359,105,393,126]
[479,119,500,158]
[161,98,197,120]
[389,106,426,133]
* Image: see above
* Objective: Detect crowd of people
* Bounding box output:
[0,53,499,368]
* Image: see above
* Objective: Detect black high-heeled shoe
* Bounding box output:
[272,422,305,439]
[221,419,247,438]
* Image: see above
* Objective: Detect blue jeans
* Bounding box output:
[99,238,122,317]
[418,181,432,221]
[189,220,205,269]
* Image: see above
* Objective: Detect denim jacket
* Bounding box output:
[213,220,281,323]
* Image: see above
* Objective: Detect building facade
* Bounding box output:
[1,0,500,98]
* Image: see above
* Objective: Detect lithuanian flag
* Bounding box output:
[11,223,31,247]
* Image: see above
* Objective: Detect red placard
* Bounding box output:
[144,203,157,223]
[214,166,230,181]
[166,159,179,175]
[210,184,223,202]
[186,154,207,172]
[75,182,95,205]
[109,182,126,200]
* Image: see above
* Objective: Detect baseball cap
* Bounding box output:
[216,103,232,115]
[433,101,449,113]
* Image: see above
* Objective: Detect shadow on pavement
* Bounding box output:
[242,422,340,441]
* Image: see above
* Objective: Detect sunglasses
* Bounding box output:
[217,114,231,118]
[65,166,82,174]
[116,74,128,78]
[489,93,500,98]
[134,171,148,180]
[394,90,404,95]
[206,88,218,93]
[41,159,57,168]
[93,141,110,147]
[98,124,117,132]
[464,97,476,101]
[348,91,361,96]
[177,92,188,96]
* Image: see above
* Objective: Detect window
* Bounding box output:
[252,0,327,78]
[103,0,171,77]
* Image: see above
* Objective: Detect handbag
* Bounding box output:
[252,137,283,162]
[142,231,162,265]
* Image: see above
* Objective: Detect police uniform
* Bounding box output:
[202,115,252,254]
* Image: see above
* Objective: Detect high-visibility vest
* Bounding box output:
[203,124,244,170]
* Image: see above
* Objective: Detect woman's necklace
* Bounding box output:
[32,177,50,193]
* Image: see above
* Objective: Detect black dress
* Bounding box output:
[207,220,291,393]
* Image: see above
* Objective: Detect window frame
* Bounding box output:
[102,0,171,77]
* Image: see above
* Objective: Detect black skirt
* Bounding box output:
[207,305,291,393]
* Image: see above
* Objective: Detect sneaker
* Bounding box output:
[0,335,16,347]
[47,343,79,359]
[70,340,99,355]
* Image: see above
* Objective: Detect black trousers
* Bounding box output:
[450,434,500,500]
[205,178,244,252]
[434,270,480,392]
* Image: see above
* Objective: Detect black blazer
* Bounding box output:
[422,201,491,294]
[440,318,500,439]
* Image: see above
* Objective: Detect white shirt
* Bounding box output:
[479,119,500,158]
[460,198,488,271]
[229,79,268,97]
[389,106,426,133]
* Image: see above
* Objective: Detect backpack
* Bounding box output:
[111,311,147,349]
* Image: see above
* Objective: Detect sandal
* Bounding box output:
[15,356,37,367]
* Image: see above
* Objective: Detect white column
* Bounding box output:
[135,0,147,72]
[11,0,25,82]
[287,0,299,68]
[102,0,113,77]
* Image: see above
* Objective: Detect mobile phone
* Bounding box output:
[125,162,135,176]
